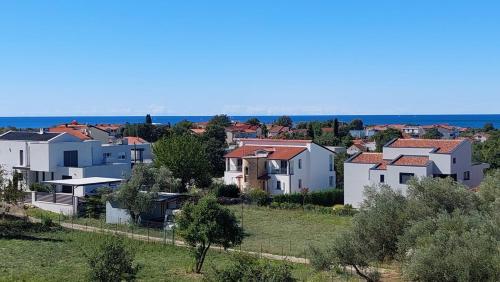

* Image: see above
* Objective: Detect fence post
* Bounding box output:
[163,228,166,244]
[172,227,175,246]
[147,226,150,243]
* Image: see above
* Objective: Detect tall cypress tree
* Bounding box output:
[333,118,339,137]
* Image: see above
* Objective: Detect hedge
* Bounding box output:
[272,189,343,207]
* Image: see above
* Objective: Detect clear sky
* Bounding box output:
[0,0,499,116]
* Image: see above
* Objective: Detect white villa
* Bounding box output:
[224,138,336,195]
[344,138,489,208]
[0,130,134,215]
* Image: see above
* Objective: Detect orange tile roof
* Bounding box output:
[350,153,384,164]
[96,124,121,131]
[49,127,91,140]
[224,145,306,160]
[392,155,430,166]
[388,138,464,153]
[190,128,206,135]
[125,136,148,144]
[269,125,290,133]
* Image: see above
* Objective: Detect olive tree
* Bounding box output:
[176,196,244,273]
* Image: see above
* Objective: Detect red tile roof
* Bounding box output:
[269,125,290,133]
[392,155,430,166]
[226,123,259,133]
[224,145,306,160]
[96,124,121,131]
[388,138,464,153]
[125,136,148,144]
[49,127,91,140]
[190,128,206,135]
[349,153,390,170]
[350,153,383,164]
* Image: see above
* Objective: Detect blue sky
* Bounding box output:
[0,0,499,116]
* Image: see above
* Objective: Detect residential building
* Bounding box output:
[402,125,424,138]
[267,125,290,138]
[344,138,489,208]
[0,130,132,191]
[225,123,262,144]
[123,136,153,164]
[49,121,113,143]
[473,132,490,143]
[224,138,336,195]
[349,129,366,139]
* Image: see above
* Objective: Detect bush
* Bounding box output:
[246,189,270,206]
[211,183,240,198]
[86,236,140,282]
[272,189,343,207]
[332,204,355,216]
[205,253,295,282]
[29,183,53,192]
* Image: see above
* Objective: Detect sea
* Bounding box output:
[0,115,499,129]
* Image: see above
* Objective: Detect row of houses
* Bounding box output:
[349,123,468,139]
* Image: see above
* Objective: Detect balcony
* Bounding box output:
[227,166,242,172]
[269,168,288,175]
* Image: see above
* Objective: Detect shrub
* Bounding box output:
[211,183,240,198]
[86,236,140,282]
[272,189,343,207]
[205,253,295,282]
[41,217,54,227]
[332,204,355,216]
[246,189,270,206]
[29,183,53,192]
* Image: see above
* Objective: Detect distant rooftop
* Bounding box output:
[0,131,61,141]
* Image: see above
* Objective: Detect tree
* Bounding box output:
[483,122,495,132]
[86,237,140,282]
[473,131,499,169]
[154,134,211,188]
[334,152,349,188]
[274,115,293,128]
[205,254,295,282]
[307,123,315,138]
[246,117,260,126]
[260,124,268,137]
[171,120,193,136]
[349,119,364,130]
[372,128,402,152]
[177,197,244,273]
[333,118,339,137]
[208,114,231,128]
[145,114,153,125]
[422,127,443,139]
[399,212,500,282]
[115,164,181,223]
[314,132,339,146]
[0,168,25,213]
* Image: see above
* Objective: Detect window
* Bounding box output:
[289,160,294,175]
[329,176,334,187]
[298,159,302,169]
[464,171,470,180]
[35,171,39,183]
[19,150,24,166]
[329,155,334,171]
[399,173,414,184]
[51,172,54,180]
[103,152,111,159]
[380,174,385,183]
[42,172,45,181]
[298,179,302,189]
[276,180,281,190]
[118,152,126,160]
[63,150,78,167]
[280,160,288,174]
[453,158,456,164]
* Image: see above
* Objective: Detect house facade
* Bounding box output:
[225,123,262,144]
[224,139,336,195]
[0,130,132,192]
[344,138,489,208]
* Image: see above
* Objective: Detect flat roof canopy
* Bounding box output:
[43,177,123,187]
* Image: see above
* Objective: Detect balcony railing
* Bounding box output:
[269,168,288,175]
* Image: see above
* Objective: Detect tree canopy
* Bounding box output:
[177,197,244,273]
[208,114,232,128]
[422,127,443,139]
[349,119,364,130]
[473,130,500,169]
[245,118,261,126]
[154,134,211,188]
[273,115,293,128]
[372,128,403,152]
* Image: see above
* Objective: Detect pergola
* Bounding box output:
[42,177,122,213]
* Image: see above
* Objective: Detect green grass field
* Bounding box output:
[228,205,352,257]
[0,217,355,281]
[26,204,352,258]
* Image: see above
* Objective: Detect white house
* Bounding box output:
[0,130,132,191]
[224,138,336,195]
[344,138,489,208]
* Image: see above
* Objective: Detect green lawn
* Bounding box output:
[26,204,353,258]
[0,217,353,281]
[228,204,352,257]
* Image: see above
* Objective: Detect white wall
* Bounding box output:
[344,162,374,208]
[385,165,430,195]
